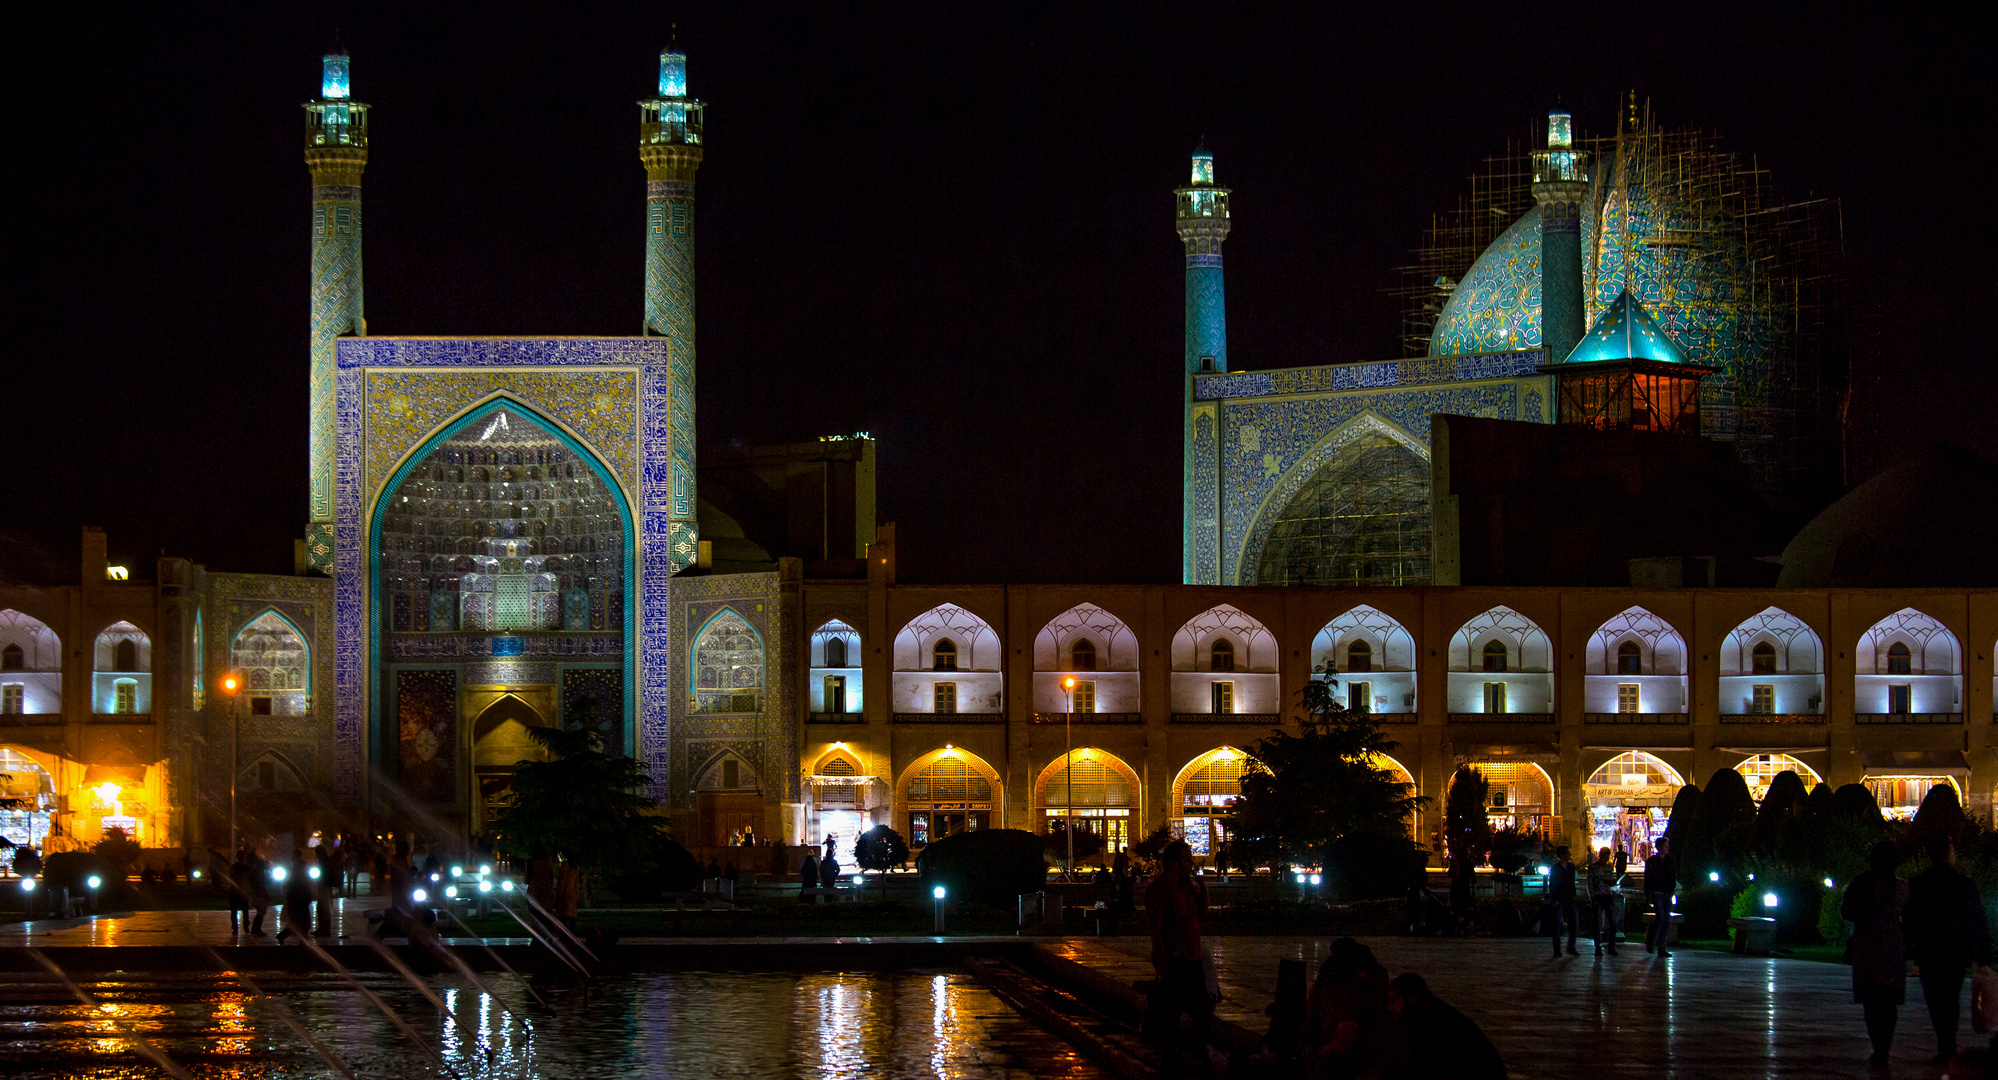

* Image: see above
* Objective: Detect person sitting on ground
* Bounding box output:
[1388,973,1507,1080]
[1302,937,1398,1079]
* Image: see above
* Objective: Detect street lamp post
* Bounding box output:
[1062,676,1076,881]
[221,673,242,856]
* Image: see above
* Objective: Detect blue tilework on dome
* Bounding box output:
[1560,289,1689,365]
[1428,207,1543,357]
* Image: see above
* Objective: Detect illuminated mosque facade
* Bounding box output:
[1,48,1993,869]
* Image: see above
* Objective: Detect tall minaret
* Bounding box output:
[1176,148,1230,585]
[639,45,705,572]
[1532,109,1590,365]
[303,46,369,574]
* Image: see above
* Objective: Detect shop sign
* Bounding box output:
[1584,783,1678,804]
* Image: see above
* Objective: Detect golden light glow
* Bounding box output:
[221,673,240,694]
[1063,677,1076,689]
[104,566,129,581]
[94,782,121,804]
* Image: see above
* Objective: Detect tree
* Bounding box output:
[1444,765,1492,913]
[489,726,665,897]
[1754,771,1811,851]
[1042,818,1106,870]
[915,829,1047,905]
[1230,662,1428,880]
[854,825,910,873]
[1909,783,1969,851]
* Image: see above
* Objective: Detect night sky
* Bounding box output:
[10,4,1992,585]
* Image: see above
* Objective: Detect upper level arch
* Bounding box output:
[892,604,1003,714]
[1855,608,1962,715]
[1719,607,1826,716]
[1583,607,1687,714]
[1033,603,1140,714]
[1447,606,1552,714]
[1171,604,1277,673]
[1311,605,1417,714]
[231,610,312,717]
[809,619,863,714]
[91,621,151,715]
[0,611,62,715]
[692,608,765,715]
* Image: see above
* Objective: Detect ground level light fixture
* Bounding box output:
[412,888,428,904]
[19,878,35,892]
[87,875,102,890]
[1762,892,1779,908]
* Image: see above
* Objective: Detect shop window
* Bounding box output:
[1349,681,1371,713]
[1347,640,1372,673]
[1752,685,1775,714]
[934,682,957,714]
[114,639,138,672]
[1,644,21,671]
[1617,642,1641,675]
[1072,681,1095,714]
[1071,640,1097,671]
[1211,681,1234,714]
[1751,642,1777,675]
[1617,684,1640,713]
[910,813,931,846]
[1887,642,1912,675]
[933,639,958,672]
[1,685,20,714]
[1210,640,1235,672]
[114,679,137,714]
[824,636,847,667]
[1483,682,1507,714]
[251,696,273,715]
[1889,685,1912,714]
[824,675,846,714]
[1482,641,1508,673]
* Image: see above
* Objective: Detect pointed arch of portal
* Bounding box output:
[367,395,638,768]
[1233,410,1430,586]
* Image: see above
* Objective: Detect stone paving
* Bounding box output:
[1,909,1978,1078]
[1054,935,1972,1080]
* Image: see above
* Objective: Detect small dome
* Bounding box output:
[1427,206,1543,357]
[1559,289,1689,365]
[1777,443,1998,587]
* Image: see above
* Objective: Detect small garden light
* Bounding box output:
[450,866,462,878]
[1294,872,1307,884]
[87,875,102,890]
[1309,874,1322,886]
[412,887,428,904]
[932,885,947,934]
[1538,865,1550,876]
[478,865,491,876]
[308,865,321,880]
[932,886,947,900]
[445,885,458,899]
[430,872,440,883]
[190,869,202,880]
[501,880,514,893]
[1762,892,1779,909]
[1709,871,1721,883]
[270,865,286,883]
[1746,873,1755,881]
[477,880,492,894]
[19,878,35,893]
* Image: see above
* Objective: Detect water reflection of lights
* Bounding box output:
[215,993,252,1055]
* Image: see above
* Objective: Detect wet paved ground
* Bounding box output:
[1,909,1974,1078]
[1054,935,1964,1080]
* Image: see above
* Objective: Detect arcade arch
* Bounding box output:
[1719,607,1825,716]
[1171,605,1278,715]
[1583,608,1688,715]
[1584,751,1684,856]
[1033,603,1140,715]
[1033,748,1140,855]
[1311,605,1416,714]
[92,621,151,715]
[0,611,61,715]
[230,611,311,717]
[1447,607,1552,715]
[1855,609,1962,715]
[809,619,863,715]
[897,747,1002,848]
[892,605,1002,715]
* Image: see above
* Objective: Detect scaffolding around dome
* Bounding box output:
[1392,101,1854,502]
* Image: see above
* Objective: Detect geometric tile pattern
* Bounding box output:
[663,571,798,807]
[647,179,700,573]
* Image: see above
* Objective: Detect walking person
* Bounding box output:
[1643,836,1677,957]
[313,846,335,936]
[1143,840,1212,1073]
[1906,835,1993,1064]
[226,849,251,934]
[246,851,273,937]
[1588,847,1621,957]
[1843,841,1911,1065]
[1547,846,1579,957]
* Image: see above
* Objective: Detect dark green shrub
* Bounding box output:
[854,825,909,872]
[43,851,121,905]
[1322,832,1427,900]
[605,834,700,900]
[915,829,1047,906]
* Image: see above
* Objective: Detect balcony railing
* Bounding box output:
[1031,712,1143,724]
[1855,712,1963,725]
[1584,712,1689,725]
[1170,712,1282,725]
[1719,713,1824,724]
[806,712,865,724]
[893,712,1003,724]
[1448,712,1555,723]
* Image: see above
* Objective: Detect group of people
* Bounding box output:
[798,844,843,894]
[1537,836,1680,958]
[220,844,340,941]
[1145,839,1505,1078]
[1843,835,1994,1065]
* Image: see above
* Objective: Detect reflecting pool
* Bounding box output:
[0,969,1105,1078]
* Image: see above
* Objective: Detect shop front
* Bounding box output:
[901,749,1001,848]
[1860,750,1970,822]
[1583,751,1684,859]
[1451,751,1558,839]
[1173,748,1249,860]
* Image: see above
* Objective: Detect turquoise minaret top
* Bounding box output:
[639,44,706,572]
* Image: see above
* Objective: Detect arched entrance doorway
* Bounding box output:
[1172,748,1252,860]
[1452,761,1556,836]
[1034,749,1139,858]
[0,748,56,850]
[1584,752,1684,857]
[471,695,550,830]
[898,748,1001,848]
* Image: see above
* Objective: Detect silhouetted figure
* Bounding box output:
[1143,840,1212,1072]
[275,850,313,943]
[227,851,250,933]
[246,852,272,937]
[1547,846,1579,957]
[706,858,722,882]
[1588,847,1621,956]
[1844,841,1910,1065]
[820,852,841,890]
[1303,938,1397,1078]
[798,852,819,899]
[1907,835,1993,1063]
[1643,836,1677,957]
[313,847,335,936]
[1389,973,1507,1079]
